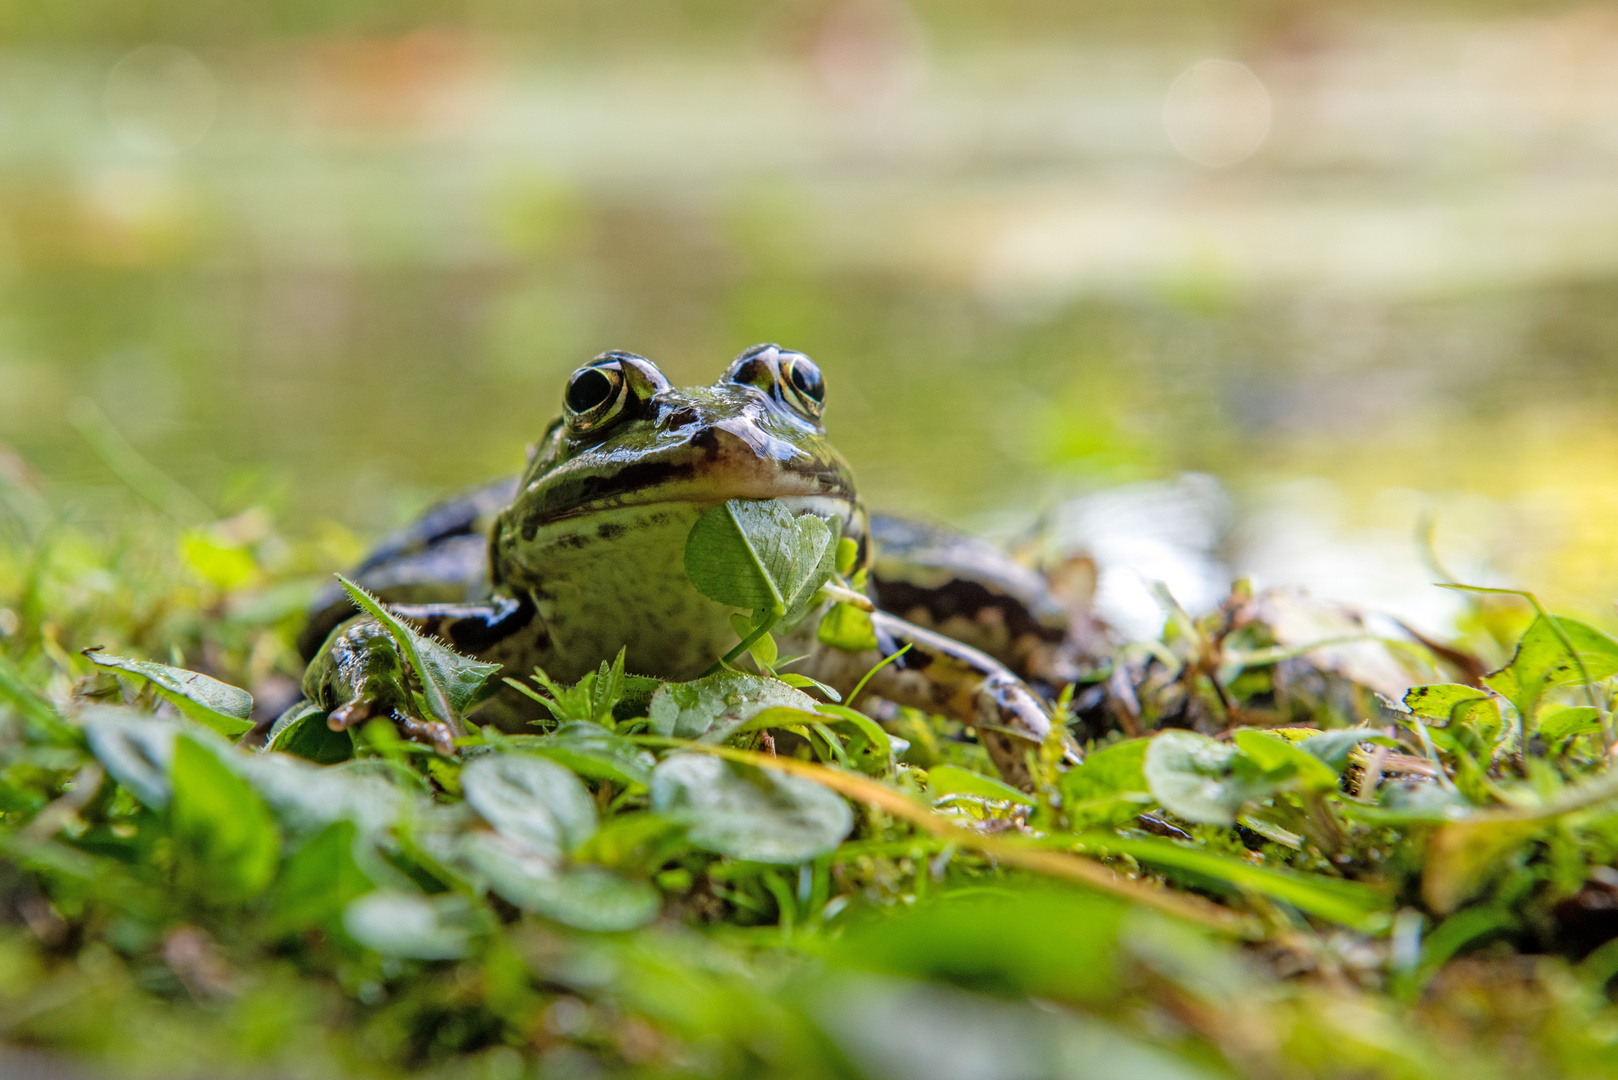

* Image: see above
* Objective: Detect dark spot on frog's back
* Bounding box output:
[597,521,626,541]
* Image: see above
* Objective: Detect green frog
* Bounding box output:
[299,345,1085,782]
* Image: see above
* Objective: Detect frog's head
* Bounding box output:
[497,344,860,556]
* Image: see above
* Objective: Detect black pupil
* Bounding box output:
[788,361,823,401]
[566,368,615,413]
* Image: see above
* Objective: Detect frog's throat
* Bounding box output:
[495,493,860,592]
[493,494,862,681]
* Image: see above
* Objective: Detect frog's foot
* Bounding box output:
[323,696,456,758]
[809,610,1073,787]
[304,599,533,755]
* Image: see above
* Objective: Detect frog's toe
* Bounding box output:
[392,713,457,757]
[327,695,378,733]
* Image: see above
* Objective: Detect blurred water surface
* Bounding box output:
[5,1,1618,633]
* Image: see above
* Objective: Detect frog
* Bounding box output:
[297,344,1088,783]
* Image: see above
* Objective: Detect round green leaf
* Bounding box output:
[683,499,838,622]
[461,753,598,858]
[458,832,660,931]
[342,891,472,960]
[650,753,853,864]
[1143,729,1273,826]
[648,671,820,741]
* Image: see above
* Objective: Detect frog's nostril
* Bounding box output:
[663,407,699,429]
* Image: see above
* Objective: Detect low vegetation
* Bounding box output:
[6,484,1618,1079]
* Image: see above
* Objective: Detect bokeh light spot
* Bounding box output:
[104,44,217,155]
[1163,58,1270,167]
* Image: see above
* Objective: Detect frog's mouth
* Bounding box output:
[509,422,858,541]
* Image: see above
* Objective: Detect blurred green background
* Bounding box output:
[5,0,1618,636]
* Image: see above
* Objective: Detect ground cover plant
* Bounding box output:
[11,462,1618,1079]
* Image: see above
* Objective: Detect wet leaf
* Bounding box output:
[461,753,597,859]
[650,753,853,864]
[647,671,819,741]
[83,650,252,737]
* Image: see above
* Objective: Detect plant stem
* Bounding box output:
[701,610,781,678]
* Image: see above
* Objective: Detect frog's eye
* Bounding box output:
[780,353,825,418]
[726,343,826,422]
[563,363,627,431]
[779,359,821,417]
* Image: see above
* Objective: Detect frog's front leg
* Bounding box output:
[302,596,536,754]
[808,610,1065,787]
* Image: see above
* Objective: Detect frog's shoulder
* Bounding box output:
[868,512,1079,685]
[296,476,517,659]
[354,476,518,574]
